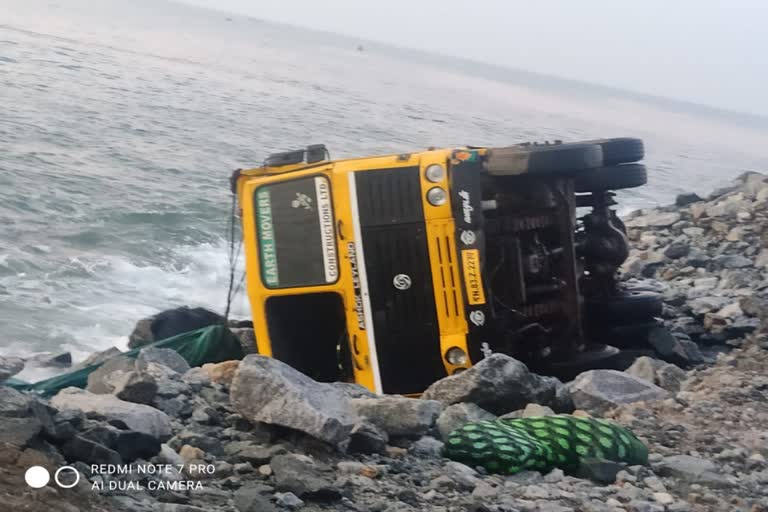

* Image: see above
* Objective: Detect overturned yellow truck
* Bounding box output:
[230,139,659,395]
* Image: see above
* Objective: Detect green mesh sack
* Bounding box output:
[443,414,648,475]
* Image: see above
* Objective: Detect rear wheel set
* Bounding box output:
[484,137,647,192]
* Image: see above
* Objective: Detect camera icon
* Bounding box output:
[25,466,80,489]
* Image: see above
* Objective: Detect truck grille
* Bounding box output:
[430,222,464,332]
[356,166,424,227]
[355,168,445,394]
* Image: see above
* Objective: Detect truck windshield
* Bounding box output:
[254,175,338,288]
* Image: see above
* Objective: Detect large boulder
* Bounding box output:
[137,347,190,374]
[421,354,558,415]
[230,355,358,447]
[51,388,172,440]
[128,306,224,349]
[86,356,137,394]
[86,356,157,405]
[0,356,24,383]
[0,387,55,447]
[71,347,123,371]
[566,370,668,414]
[349,396,443,437]
[436,403,496,440]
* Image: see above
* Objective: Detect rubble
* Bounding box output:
[1,172,766,511]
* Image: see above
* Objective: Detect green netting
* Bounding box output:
[4,324,244,397]
[443,415,648,475]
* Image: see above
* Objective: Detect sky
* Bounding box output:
[181,0,768,117]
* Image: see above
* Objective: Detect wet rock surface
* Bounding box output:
[1,173,767,511]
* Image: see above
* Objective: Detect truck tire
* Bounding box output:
[586,289,663,323]
[485,143,602,176]
[577,138,644,165]
[575,164,647,193]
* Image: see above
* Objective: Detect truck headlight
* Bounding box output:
[427,187,447,206]
[425,164,445,183]
[446,347,468,366]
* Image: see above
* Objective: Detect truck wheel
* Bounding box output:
[575,164,647,193]
[586,289,663,323]
[485,143,602,176]
[576,138,644,165]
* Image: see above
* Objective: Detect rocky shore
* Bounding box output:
[1,172,767,512]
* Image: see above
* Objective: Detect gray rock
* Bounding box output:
[675,338,705,365]
[521,403,555,417]
[137,347,190,374]
[649,327,704,365]
[443,461,479,491]
[713,254,753,269]
[688,296,731,316]
[0,356,24,383]
[275,492,304,509]
[566,370,668,414]
[627,501,664,512]
[148,363,192,398]
[114,430,162,462]
[233,486,278,512]
[655,363,687,392]
[0,416,42,446]
[230,355,357,447]
[71,347,123,371]
[61,435,122,465]
[350,396,442,437]
[692,277,719,291]
[330,381,378,399]
[663,242,690,260]
[625,356,663,383]
[86,355,138,394]
[114,370,158,405]
[128,306,224,349]
[543,468,564,483]
[181,367,212,390]
[170,430,224,455]
[232,444,286,466]
[155,443,184,465]
[51,387,172,440]
[129,317,155,349]
[625,212,681,228]
[25,351,72,368]
[656,455,732,488]
[421,353,558,415]
[231,327,258,355]
[409,436,444,457]
[271,453,341,500]
[675,192,703,207]
[575,458,626,484]
[155,395,192,418]
[0,387,54,446]
[348,420,389,454]
[686,248,710,267]
[436,403,497,440]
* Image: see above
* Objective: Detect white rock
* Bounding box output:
[51,387,171,440]
[715,302,743,319]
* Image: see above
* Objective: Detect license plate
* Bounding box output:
[461,249,486,305]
